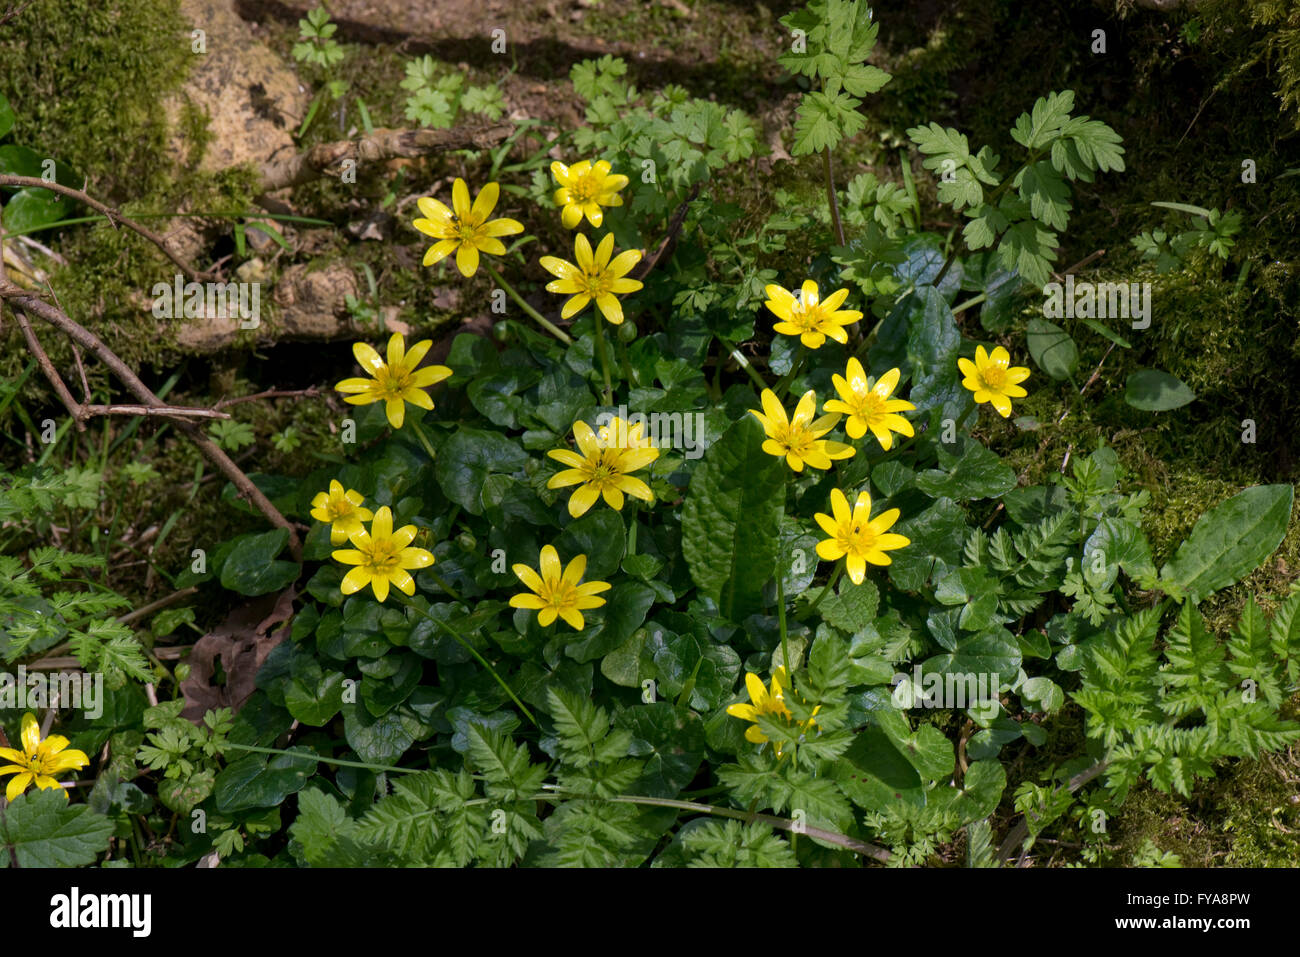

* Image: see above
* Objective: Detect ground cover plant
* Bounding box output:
[0,0,1298,869]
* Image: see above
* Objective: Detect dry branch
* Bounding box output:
[0,174,213,282]
[0,277,301,558]
[259,124,514,192]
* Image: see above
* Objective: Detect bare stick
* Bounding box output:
[82,404,231,420]
[0,174,212,282]
[0,278,301,557]
[214,387,321,410]
[259,124,514,192]
[115,586,199,626]
[11,310,87,432]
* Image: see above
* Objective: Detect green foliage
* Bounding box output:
[3,0,1294,872]
[293,7,345,70]
[1074,597,1300,801]
[779,0,891,155]
[909,90,1124,286]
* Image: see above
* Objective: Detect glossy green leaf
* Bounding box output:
[681,415,785,620]
[219,528,300,596]
[213,748,317,812]
[434,428,528,514]
[1124,369,1195,411]
[1159,484,1293,603]
[1026,318,1079,380]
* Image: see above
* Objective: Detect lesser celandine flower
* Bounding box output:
[551,159,629,229]
[332,506,435,603]
[958,345,1031,418]
[749,388,854,472]
[412,178,523,277]
[510,545,611,630]
[725,668,819,759]
[334,332,452,430]
[0,712,89,802]
[764,279,862,349]
[538,233,643,325]
[547,420,659,517]
[310,479,374,545]
[814,488,910,584]
[824,359,915,450]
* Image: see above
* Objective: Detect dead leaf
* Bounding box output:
[180,588,296,723]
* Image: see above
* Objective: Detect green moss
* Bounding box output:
[0,0,191,199]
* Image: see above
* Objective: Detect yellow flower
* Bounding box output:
[814,488,910,584]
[335,332,452,430]
[0,712,89,802]
[958,345,1030,418]
[749,388,854,473]
[765,279,862,349]
[412,178,523,277]
[547,420,659,517]
[509,544,611,630]
[551,159,629,229]
[824,359,915,450]
[539,233,643,325]
[725,669,819,758]
[333,506,435,603]
[310,480,375,546]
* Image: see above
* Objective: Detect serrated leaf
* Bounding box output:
[0,789,113,867]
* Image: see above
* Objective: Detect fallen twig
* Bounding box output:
[0,174,213,282]
[259,124,514,192]
[0,277,301,558]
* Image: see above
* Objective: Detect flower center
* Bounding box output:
[364,539,400,575]
[581,268,613,298]
[374,365,413,399]
[845,523,879,555]
[543,577,578,610]
[332,498,353,519]
[454,216,486,245]
[981,364,1008,390]
[775,423,816,456]
[850,389,887,420]
[585,453,623,487]
[569,174,598,205]
[789,301,825,332]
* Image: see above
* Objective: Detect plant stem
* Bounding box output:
[774,346,807,401]
[406,415,438,461]
[224,742,418,775]
[777,474,792,674]
[615,332,636,387]
[955,400,978,434]
[823,148,846,248]
[426,569,462,602]
[718,336,769,391]
[804,560,845,617]
[592,316,614,405]
[398,595,538,727]
[483,263,573,345]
